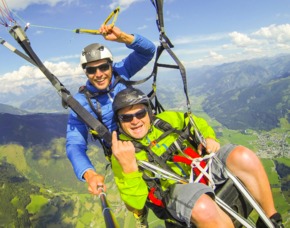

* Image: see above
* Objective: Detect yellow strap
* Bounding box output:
[89,129,99,136]
[74,6,120,35]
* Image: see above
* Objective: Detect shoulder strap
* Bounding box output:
[78,72,125,122]
[79,85,103,122]
[155,118,185,160]
[131,115,190,163]
[8,25,113,146]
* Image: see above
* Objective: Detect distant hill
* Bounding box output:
[203,75,290,130]
[14,54,290,113]
[0,103,29,115]
[0,113,68,147]
[187,54,290,95]
[19,87,70,114]
[181,54,290,131]
[1,54,290,132]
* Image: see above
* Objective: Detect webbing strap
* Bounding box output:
[150,0,208,147]
[149,0,192,117]
[148,187,164,207]
[160,42,190,111]
[0,37,36,66]
[9,25,112,146]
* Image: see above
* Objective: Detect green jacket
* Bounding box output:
[111,111,217,210]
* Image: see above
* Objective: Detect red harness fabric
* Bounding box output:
[148,147,208,207]
[172,147,208,184]
[148,187,165,207]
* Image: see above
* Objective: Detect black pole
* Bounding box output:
[99,190,119,228]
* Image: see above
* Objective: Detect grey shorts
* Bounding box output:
[165,144,236,226]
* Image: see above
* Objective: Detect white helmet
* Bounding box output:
[80,43,113,69]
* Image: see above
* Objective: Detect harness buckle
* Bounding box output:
[149,140,157,148]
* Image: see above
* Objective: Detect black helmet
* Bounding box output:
[113,87,150,114]
[80,43,113,69]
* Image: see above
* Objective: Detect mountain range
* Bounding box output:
[0,113,67,147]
[0,54,289,227]
[156,54,290,131]
[1,53,289,132]
[0,103,29,115]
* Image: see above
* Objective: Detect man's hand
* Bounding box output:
[83,169,106,195]
[111,131,138,173]
[197,138,220,155]
[99,25,134,44]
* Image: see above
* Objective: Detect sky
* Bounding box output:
[1,0,290,95]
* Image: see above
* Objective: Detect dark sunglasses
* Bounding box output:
[86,63,110,74]
[118,109,148,122]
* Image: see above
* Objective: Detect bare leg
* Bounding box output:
[191,194,234,228]
[226,145,277,217]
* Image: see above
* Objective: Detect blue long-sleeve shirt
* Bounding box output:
[66,34,156,181]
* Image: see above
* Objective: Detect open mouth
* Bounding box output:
[96,77,106,82]
[131,124,143,132]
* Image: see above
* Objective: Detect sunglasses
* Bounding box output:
[85,63,111,74]
[118,109,148,122]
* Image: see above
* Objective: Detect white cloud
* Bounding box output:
[191,51,224,67]
[158,24,290,69]
[0,61,83,93]
[173,33,227,46]
[34,30,44,35]
[0,65,44,93]
[226,24,290,57]
[2,0,78,11]
[208,51,224,61]
[276,43,290,49]
[137,25,148,30]
[165,10,180,21]
[229,31,261,47]
[173,37,195,45]
[43,61,82,77]
[48,54,79,62]
[253,24,290,43]
[243,47,263,54]
[109,0,143,11]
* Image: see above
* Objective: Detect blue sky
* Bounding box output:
[1,0,290,94]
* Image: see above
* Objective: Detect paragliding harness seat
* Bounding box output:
[129,114,253,228]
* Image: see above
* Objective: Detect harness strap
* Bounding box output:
[142,172,166,207]
[148,187,164,207]
[150,0,209,157]
[133,115,192,170]
[134,142,178,176]
[132,114,216,212]
[79,72,126,133]
[173,147,208,185]
[150,0,191,114]
[153,114,196,161]
[84,89,103,122]
[132,116,193,208]
[81,72,124,98]
[9,25,112,146]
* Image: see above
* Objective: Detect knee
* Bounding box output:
[227,146,261,170]
[191,194,220,223]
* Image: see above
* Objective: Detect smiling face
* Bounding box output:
[85,59,112,90]
[118,104,151,139]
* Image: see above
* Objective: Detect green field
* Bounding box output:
[0,129,289,227]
